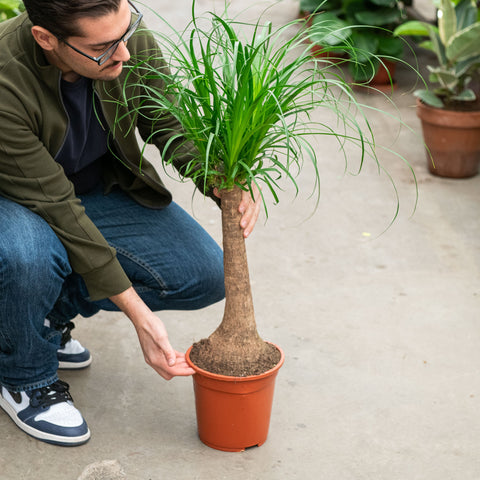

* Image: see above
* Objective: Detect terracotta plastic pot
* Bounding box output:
[371,60,396,86]
[186,344,284,452]
[417,98,480,178]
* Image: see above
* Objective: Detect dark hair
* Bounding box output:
[23,0,122,39]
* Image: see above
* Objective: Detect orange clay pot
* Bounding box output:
[417,98,480,178]
[186,344,285,452]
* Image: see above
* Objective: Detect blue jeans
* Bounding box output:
[0,187,224,391]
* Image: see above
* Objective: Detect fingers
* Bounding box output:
[214,185,261,238]
[160,341,177,367]
[239,187,261,238]
[154,351,196,381]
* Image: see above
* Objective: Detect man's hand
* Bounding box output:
[110,287,195,380]
[214,184,262,238]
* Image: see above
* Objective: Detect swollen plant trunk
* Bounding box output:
[189,185,280,377]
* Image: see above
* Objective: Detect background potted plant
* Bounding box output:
[394,0,480,177]
[115,1,413,451]
[304,0,406,87]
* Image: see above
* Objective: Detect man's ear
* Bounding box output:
[31,26,59,51]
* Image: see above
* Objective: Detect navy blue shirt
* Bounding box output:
[55,76,108,194]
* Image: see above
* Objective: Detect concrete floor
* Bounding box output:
[2,1,480,479]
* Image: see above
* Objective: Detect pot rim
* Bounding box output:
[416,97,480,127]
[186,342,285,382]
[416,97,480,114]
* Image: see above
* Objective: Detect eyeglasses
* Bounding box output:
[59,0,143,66]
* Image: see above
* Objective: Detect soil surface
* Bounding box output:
[441,97,480,112]
[189,339,282,377]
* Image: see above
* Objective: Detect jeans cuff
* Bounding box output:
[0,373,59,392]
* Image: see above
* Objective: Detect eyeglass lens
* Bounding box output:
[97,7,142,65]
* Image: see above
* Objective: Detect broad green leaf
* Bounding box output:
[396,22,447,65]
[414,89,445,107]
[438,0,457,44]
[394,20,434,37]
[446,23,480,61]
[427,66,458,88]
[349,56,380,81]
[369,0,398,7]
[343,0,365,17]
[377,35,404,57]
[349,30,380,60]
[299,0,326,13]
[355,8,402,26]
[455,53,480,76]
[455,0,477,29]
[311,12,352,46]
[348,30,380,80]
[453,88,476,100]
[429,29,448,65]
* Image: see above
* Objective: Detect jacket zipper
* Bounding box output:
[54,72,71,160]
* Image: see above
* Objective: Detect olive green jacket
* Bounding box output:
[0,13,203,300]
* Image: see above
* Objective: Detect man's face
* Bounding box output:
[52,0,133,82]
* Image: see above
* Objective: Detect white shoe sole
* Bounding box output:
[0,395,91,446]
[58,355,93,370]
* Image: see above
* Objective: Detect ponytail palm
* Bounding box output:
[119,3,388,376]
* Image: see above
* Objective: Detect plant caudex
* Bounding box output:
[117,3,408,375]
[394,0,480,108]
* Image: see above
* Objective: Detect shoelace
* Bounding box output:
[29,380,73,409]
[59,321,76,348]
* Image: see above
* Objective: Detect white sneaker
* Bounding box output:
[55,321,92,370]
[0,380,90,446]
[57,339,92,370]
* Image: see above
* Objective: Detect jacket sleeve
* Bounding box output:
[0,106,132,301]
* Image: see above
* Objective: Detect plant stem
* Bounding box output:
[190,185,276,376]
[216,185,259,340]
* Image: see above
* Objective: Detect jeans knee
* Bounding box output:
[193,254,225,307]
[0,209,71,293]
[207,263,225,302]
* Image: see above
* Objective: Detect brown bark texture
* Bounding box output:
[189,185,280,376]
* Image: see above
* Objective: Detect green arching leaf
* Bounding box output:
[446,23,480,61]
[414,89,445,107]
[115,2,416,223]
